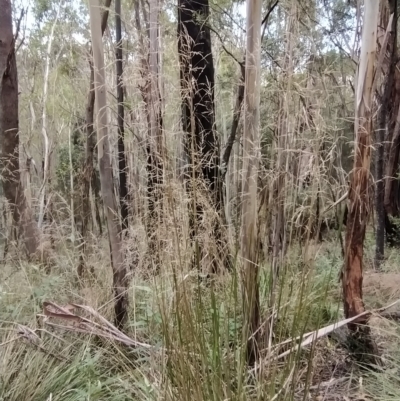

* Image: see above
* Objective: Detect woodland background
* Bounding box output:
[1,0,400,400]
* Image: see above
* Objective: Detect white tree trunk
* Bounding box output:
[38,1,62,228]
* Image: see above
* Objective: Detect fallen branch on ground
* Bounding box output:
[38,301,152,349]
[255,299,400,372]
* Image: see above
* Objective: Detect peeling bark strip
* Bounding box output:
[88,0,128,328]
[0,0,38,256]
[343,0,379,324]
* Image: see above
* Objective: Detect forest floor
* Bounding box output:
[299,236,400,401]
[304,272,400,401]
[0,232,400,401]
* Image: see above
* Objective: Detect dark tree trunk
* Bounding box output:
[146,145,163,242]
[115,0,129,231]
[0,0,38,257]
[0,4,21,233]
[375,81,391,266]
[146,0,163,266]
[178,0,229,271]
[375,122,386,268]
[178,0,220,204]
[375,0,397,268]
[385,213,400,246]
[384,0,400,220]
[221,62,245,180]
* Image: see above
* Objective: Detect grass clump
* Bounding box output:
[0,237,399,400]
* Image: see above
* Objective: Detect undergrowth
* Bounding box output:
[0,239,398,400]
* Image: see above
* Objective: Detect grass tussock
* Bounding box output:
[0,222,399,401]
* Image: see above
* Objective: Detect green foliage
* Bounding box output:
[33,0,53,23]
[58,44,81,77]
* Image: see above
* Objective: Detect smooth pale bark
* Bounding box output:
[343,0,379,326]
[221,2,277,183]
[0,0,39,257]
[38,1,62,228]
[88,0,128,328]
[241,0,262,366]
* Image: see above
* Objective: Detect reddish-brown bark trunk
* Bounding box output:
[343,0,378,335]
[343,124,370,326]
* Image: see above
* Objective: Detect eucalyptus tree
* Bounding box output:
[146,0,164,263]
[0,0,39,257]
[79,0,111,276]
[37,0,63,229]
[241,0,262,365]
[88,0,128,328]
[343,0,378,347]
[178,0,230,271]
[383,0,400,248]
[375,0,397,267]
[115,0,129,231]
